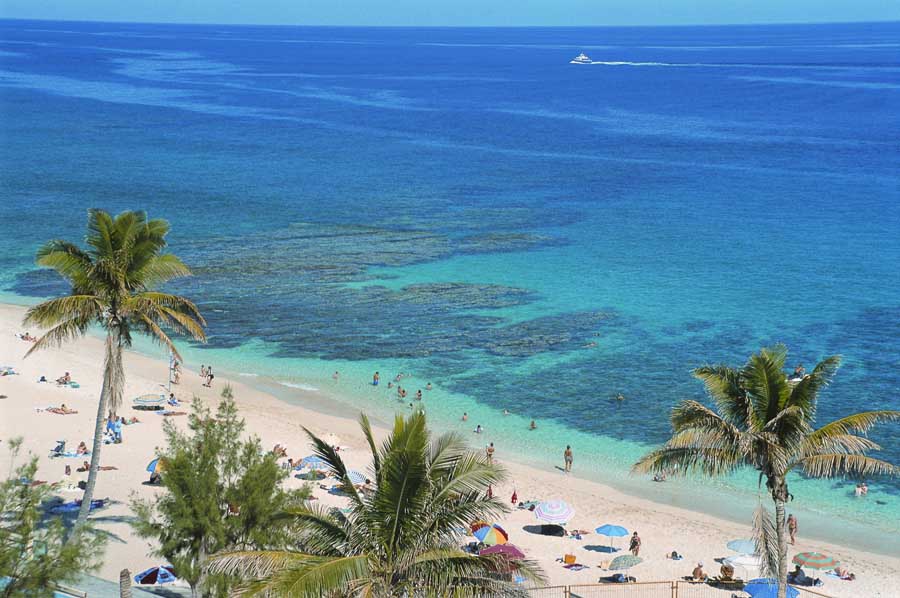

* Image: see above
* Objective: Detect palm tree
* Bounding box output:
[24,209,206,528]
[209,413,545,597]
[633,345,899,598]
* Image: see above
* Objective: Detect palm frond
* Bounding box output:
[786,355,841,421]
[693,364,752,427]
[359,413,381,476]
[743,344,790,428]
[133,253,191,288]
[809,411,900,439]
[799,454,899,478]
[752,504,780,579]
[632,442,743,477]
[34,240,94,288]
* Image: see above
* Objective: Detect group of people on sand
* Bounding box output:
[200,364,215,387]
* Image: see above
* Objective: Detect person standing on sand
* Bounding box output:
[564,445,573,473]
[629,531,641,556]
[486,442,495,465]
[788,514,798,544]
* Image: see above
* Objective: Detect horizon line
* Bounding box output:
[2,16,899,29]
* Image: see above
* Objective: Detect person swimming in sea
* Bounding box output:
[373,372,380,386]
[615,393,625,402]
[416,390,422,401]
[425,382,432,390]
[462,412,468,421]
[529,420,537,430]
[474,424,483,434]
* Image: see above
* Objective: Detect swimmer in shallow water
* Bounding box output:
[529,420,537,430]
[474,424,483,434]
[462,412,468,421]
[425,382,432,390]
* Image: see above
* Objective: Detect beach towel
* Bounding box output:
[53,451,91,458]
[48,498,107,514]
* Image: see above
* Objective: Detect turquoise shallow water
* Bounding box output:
[1,20,899,555]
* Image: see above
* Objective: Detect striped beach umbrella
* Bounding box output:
[609,555,642,570]
[474,524,509,546]
[346,470,367,485]
[300,455,327,470]
[480,543,524,559]
[533,500,575,524]
[792,551,840,570]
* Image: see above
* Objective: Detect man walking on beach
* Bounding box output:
[564,445,573,473]
[630,531,641,556]
[486,442,495,465]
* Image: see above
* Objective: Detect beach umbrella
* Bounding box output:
[134,565,177,585]
[533,500,575,524]
[727,538,756,554]
[743,578,799,598]
[470,520,490,534]
[608,555,642,570]
[300,455,327,470]
[480,544,525,559]
[146,458,165,474]
[474,524,509,546]
[346,470,367,485]
[793,551,840,570]
[595,524,628,550]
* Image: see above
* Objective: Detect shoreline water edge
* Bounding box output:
[2,300,898,597]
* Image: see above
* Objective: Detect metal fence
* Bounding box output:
[529,581,833,598]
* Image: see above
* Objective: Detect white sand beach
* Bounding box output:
[0,302,896,596]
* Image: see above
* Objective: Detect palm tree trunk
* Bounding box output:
[119,569,132,598]
[74,329,123,528]
[773,478,789,598]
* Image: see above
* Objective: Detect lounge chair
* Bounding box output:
[133,394,166,411]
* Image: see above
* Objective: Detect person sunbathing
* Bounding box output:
[834,566,855,580]
[719,563,735,581]
[77,461,89,472]
[48,404,78,415]
[76,442,89,455]
[692,563,708,581]
[56,372,72,385]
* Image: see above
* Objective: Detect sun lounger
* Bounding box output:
[133,394,166,411]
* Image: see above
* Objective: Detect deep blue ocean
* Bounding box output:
[1,20,898,553]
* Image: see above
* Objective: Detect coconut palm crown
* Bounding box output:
[633,345,899,598]
[209,413,545,597]
[24,209,206,527]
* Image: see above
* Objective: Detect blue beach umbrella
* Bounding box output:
[744,579,799,598]
[300,455,327,470]
[134,565,177,585]
[595,524,628,550]
[727,538,757,554]
[146,458,160,474]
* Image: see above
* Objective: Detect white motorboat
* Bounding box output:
[570,52,592,64]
